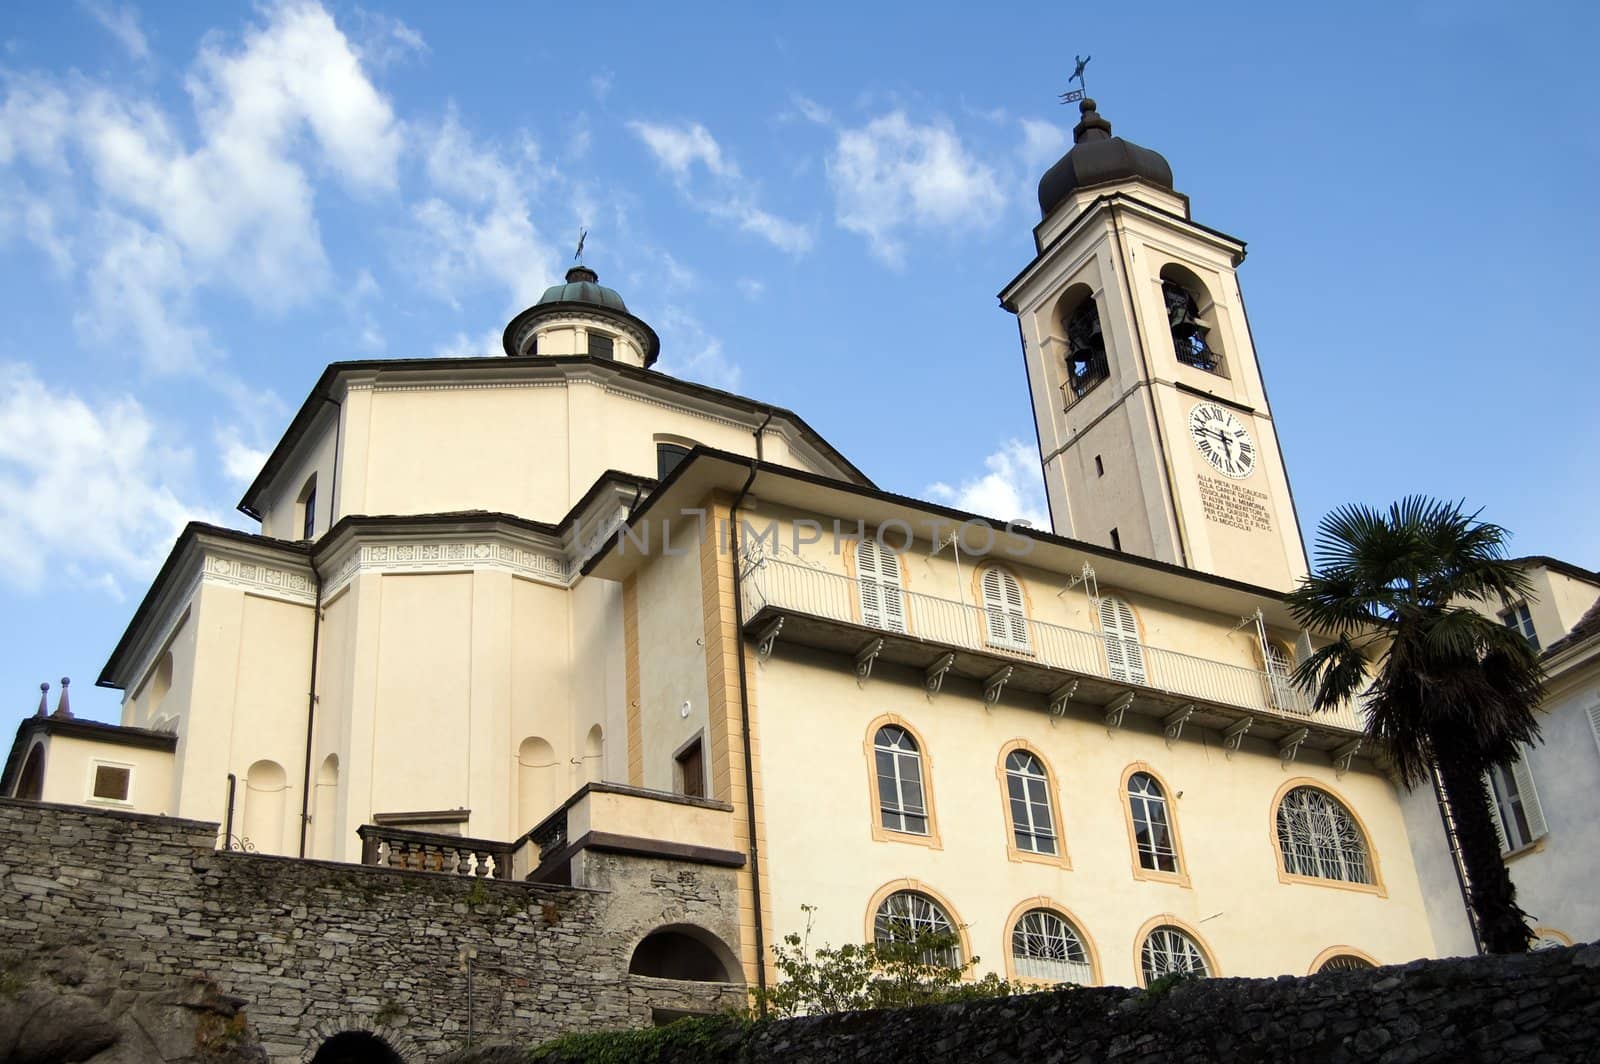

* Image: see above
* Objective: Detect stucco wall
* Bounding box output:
[756,648,1436,987]
[0,799,745,1064]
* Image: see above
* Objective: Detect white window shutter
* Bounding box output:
[1100,596,1146,684]
[857,540,884,627]
[1482,771,1511,854]
[1587,703,1600,758]
[880,548,906,632]
[1295,630,1315,667]
[981,568,1010,645]
[1003,571,1029,649]
[1510,749,1547,842]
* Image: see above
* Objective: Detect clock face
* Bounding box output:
[1188,402,1256,479]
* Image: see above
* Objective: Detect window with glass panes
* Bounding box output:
[874,726,928,834]
[1004,750,1056,855]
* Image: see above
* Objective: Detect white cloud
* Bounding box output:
[827,111,1006,266]
[628,119,813,255]
[80,1,149,61]
[652,306,741,392]
[0,364,216,598]
[790,94,832,125]
[216,426,268,484]
[736,277,764,300]
[1019,117,1069,171]
[434,327,504,359]
[0,1,402,377]
[409,111,559,308]
[925,439,1050,530]
[590,70,614,101]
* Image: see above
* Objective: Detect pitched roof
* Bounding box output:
[1543,597,1600,659]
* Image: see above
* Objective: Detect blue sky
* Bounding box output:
[2,1,1596,729]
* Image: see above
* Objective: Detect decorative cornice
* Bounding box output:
[320,535,570,599]
[202,554,316,604]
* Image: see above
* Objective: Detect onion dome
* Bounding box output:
[502,264,661,368]
[1037,98,1174,219]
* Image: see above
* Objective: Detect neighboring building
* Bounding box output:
[1400,558,1600,955]
[5,97,1450,989]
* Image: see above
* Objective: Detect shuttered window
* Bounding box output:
[1098,596,1147,684]
[1484,749,1547,854]
[1587,703,1600,758]
[855,539,907,634]
[980,567,1029,651]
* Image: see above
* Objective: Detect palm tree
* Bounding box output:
[1285,497,1543,954]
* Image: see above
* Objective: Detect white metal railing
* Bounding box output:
[741,556,1363,733]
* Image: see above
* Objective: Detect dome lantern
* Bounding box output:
[502,263,661,368]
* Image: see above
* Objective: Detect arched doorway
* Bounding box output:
[628,924,740,982]
[308,1031,404,1064]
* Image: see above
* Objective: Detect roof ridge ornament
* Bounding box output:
[35,681,49,718]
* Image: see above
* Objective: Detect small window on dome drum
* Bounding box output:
[588,333,614,360]
[1065,298,1108,400]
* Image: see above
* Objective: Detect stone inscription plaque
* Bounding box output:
[1198,475,1273,532]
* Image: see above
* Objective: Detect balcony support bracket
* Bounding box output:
[982,666,1014,709]
[1103,691,1135,732]
[1279,727,1310,767]
[1332,738,1362,778]
[924,653,956,700]
[755,616,785,664]
[1163,704,1196,747]
[1047,679,1079,724]
[854,638,885,687]
[1222,717,1253,757]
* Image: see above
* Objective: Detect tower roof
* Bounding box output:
[1037,98,1173,219]
[535,264,630,313]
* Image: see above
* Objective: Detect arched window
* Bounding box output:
[874,726,928,835]
[1140,925,1210,983]
[15,744,45,801]
[874,890,959,966]
[1318,953,1375,972]
[583,725,604,784]
[1004,750,1057,855]
[297,475,317,541]
[1063,294,1108,399]
[1127,771,1179,874]
[656,442,691,480]
[629,925,739,982]
[1011,909,1091,984]
[1161,275,1220,373]
[980,567,1029,652]
[1098,596,1146,684]
[855,538,906,633]
[1276,786,1372,884]
[243,759,288,855]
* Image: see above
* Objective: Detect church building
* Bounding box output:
[5,97,1451,989]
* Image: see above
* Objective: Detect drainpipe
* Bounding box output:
[729,411,773,1006]
[224,773,237,844]
[297,395,341,858]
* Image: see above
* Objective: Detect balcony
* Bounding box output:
[740,556,1366,761]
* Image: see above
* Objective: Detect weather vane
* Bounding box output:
[1058,54,1091,104]
[574,227,587,264]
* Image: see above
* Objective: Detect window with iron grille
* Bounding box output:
[1140,926,1208,984]
[1318,953,1374,972]
[1004,750,1057,855]
[1500,602,1539,650]
[1064,297,1108,399]
[1162,278,1220,372]
[1276,787,1372,884]
[874,891,959,966]
[874,726,928,835]
[1011,909,1091,983]
[1128,771,1178,873]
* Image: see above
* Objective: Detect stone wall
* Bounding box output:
[0,798,745,1062]
[511,942,1600,1064]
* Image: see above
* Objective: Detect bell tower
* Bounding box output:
[999,97,1308,591]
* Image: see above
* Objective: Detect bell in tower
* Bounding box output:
[1000,96,1308,592]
